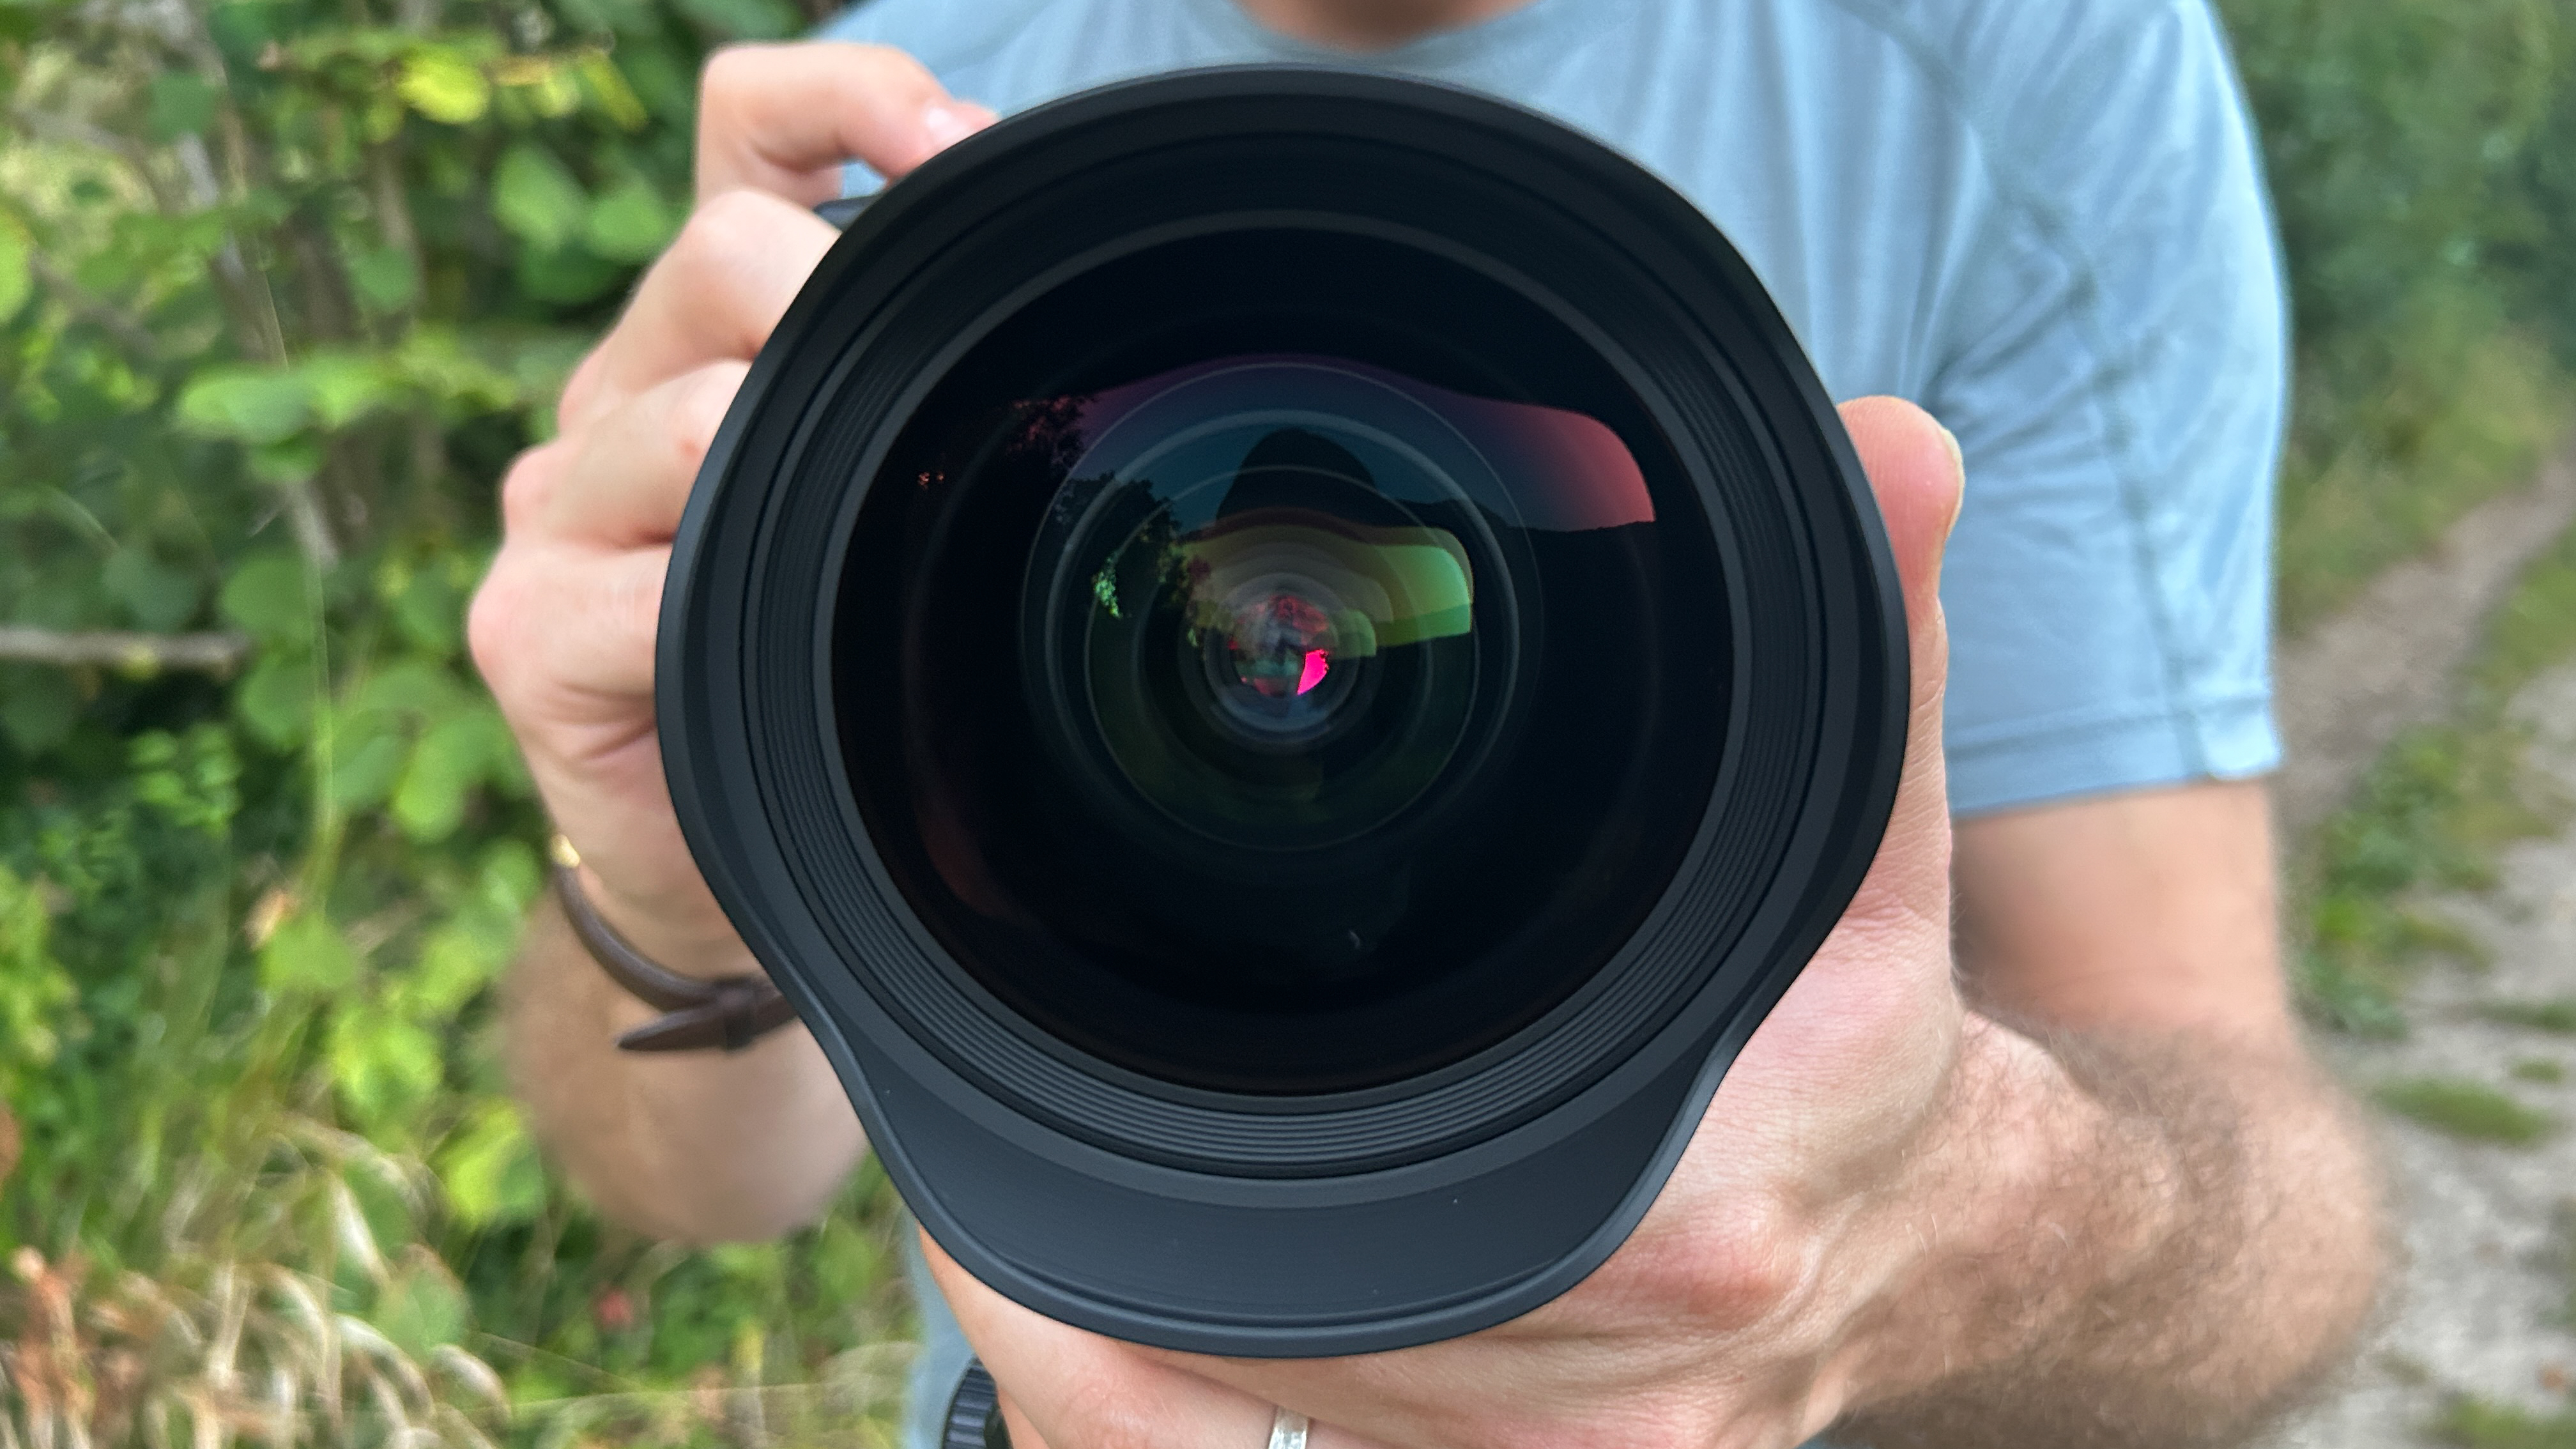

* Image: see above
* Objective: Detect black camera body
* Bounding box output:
[660,66,1906,1358]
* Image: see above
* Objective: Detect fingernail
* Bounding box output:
[1936,423,1964,479]
[919,100,988,152]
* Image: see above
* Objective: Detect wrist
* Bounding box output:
[581,866,760,978]
[548,835,762,983]
[1836,1016,2185,1413]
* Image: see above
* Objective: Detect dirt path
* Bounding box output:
[2274,449,2576,837]
[2258,452,2576,1446]
[2266,663,2576,1446]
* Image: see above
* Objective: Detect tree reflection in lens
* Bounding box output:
[1163,493,1476,751]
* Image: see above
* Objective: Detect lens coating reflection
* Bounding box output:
[835,229,1729,1095]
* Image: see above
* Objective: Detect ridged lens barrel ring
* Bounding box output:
[659,66,1907,1357]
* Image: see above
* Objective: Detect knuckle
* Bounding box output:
[1637,1209,1807,1335]
[497,444,560,534]
[684,186,786,264]
[465,563,525,689]
[670,363,748,477]
[1685,1230,1806,1332]
[697,42,773,112]
[555,344,610,428]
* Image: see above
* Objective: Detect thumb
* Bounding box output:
[1835,396,1964,931]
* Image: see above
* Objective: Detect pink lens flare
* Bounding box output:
[1297,648,1330,695]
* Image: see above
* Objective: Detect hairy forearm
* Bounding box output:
[502,894,867,1243]
[1835,1016,2385,1448]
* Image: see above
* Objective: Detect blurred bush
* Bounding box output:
[0,0,2570,1441]
[0,0,911,1443]
[2223,0,2576,627]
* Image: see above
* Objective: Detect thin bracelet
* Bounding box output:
[548,835,798,1052]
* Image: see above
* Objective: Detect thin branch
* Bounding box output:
[0,627,253,675]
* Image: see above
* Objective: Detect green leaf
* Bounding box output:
[105,549,203,632]
[259,911,359,995]
[247,437,321,484]
[355,659,465,718]
[392,709,501,842]
[390,565,463,654]
[300,351,394,428]
[130,724,241,835]
[329,1006,442,1124]
[397,47,491,125]
[491,144,588,252]
[581,174,677,263]
[328,728,410,810]
[0,865,71,1077]
[575,53,648,130]
[514,243,625,305]
[234,653,315,749]
[373,1255,470,1358]
[402,919,502,1016]
[0,666,78,754]
[0,213,30,328]
[389,328,519,410]
[218,554,311,643]
[477,839,541,915]
[521,66,585,119]
[146,73,220,141]
[436,1104,545,1228]
[346,244,419,314]
[178,365,310,445]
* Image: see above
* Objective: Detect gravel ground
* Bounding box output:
[2260,663,2576,1446]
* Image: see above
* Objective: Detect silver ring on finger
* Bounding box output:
[1267,1406,1310,1449]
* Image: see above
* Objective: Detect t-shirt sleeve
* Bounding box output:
[1923,0,2286,816]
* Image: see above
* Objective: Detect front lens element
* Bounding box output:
[1032,361,1517,854]
[835,229,1729,1094]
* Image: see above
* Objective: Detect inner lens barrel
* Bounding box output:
[833,229,1731,1094]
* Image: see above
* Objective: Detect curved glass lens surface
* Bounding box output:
[836,230,1729,1095]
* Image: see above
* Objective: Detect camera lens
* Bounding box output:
[836,229,1727,1096]
[661,68,1906,1356]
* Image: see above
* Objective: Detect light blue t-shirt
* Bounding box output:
[808,0,2288,1439]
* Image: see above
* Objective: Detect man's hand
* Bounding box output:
[921,401,2384,1449]
[473,42,993,977]
[469,43,991,1241]
[917,397,1972,1448]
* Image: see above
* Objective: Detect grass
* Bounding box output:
[2510,1059,2568,1085]
[2294,521,2576,1035]
[2487,1000,2576,1034]
[2373,1077,2557,1145]
[2275,328,2569,634]
[2434,1396,2576,1449]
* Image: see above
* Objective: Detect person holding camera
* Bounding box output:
[470,1,2386,1445]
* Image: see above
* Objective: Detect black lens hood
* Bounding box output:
[659,65,1907,1356]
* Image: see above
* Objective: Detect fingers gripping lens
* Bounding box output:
[659,70,1908,1360]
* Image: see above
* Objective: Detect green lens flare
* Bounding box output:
[1170,507,1475,655]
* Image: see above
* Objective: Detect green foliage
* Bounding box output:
[2435,1395,2576,1448]
[2221,0,2576,629]
[2374,1076,2558,1144]
[2508,1058,2565,1084]
[0,0,907,1441]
